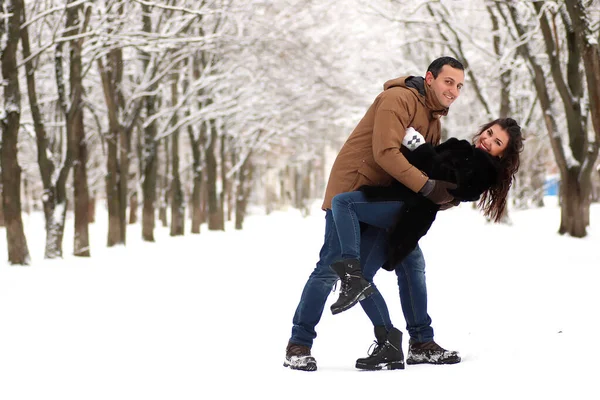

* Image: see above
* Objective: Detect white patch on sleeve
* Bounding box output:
[402,127,426,151]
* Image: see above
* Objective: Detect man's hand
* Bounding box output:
[419,179,458,205]
[439,198,460,211]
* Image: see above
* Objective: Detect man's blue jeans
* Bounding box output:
[290,207,433,348]
[359,227,433,343]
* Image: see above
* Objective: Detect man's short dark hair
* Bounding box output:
[427,57,464,78]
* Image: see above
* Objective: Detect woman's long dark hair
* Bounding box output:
[473,118,524,222]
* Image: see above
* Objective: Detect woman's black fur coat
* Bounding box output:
[359,138,500,270]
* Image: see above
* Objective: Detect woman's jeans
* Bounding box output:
[290,207,434,348]
[331,191,403,260]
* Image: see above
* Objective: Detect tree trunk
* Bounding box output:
[559,169,589,237]
[0,188,5,227]
[235,157,254,230]
[141,5,158,242]
[142,109,158,241]
[228,148,237,222]
[190,171,203,233]
[295,162,312,217]
[117,83,130,246]
[98,12,135,245]
[45,94,70,258]
[68,3,91,257]
[159,138,169,227]
[170,75,184,236]
[98,55,123,246]
[129,192,138,224]
[133,127,143,225]
[188,56,205,234]
[220,133,228,224]
[188,123,204,233]
[104,106,121,245]
[0,0,30,265]
[71,102,90,257]
[201,173,208,226]
[206,119,223,230]
[21,0,64,258]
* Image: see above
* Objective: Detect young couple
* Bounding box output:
[284,57,524,371]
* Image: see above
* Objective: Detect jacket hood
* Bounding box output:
[383,76,449,118]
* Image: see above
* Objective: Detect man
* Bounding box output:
[284,57,465,371]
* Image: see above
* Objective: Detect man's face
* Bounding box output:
[425,65,464,108]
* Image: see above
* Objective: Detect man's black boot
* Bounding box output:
[330,259,374,315]
[356,326,405,370]
[406,339,461,365]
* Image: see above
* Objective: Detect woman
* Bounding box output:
[328,118,524,316]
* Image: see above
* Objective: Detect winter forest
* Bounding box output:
[1,0,599,265]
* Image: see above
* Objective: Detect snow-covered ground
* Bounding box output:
[1,197,598,400]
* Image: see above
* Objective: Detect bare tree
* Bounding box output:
[1,0,30,265]
[169,71,185,236]
[234,153,254,229]
[565,0,600,207]
[97,0,143,246]
[205,118,223,230]
[58,0,92,256]
[507,0,599,237]
[140,3,159,241]
[0,187,4,227]
[158,136,169,227]
[186,56,206,234]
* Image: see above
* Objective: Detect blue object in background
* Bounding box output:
[544,175,559,196]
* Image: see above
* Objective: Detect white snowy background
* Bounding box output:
[1,1,599,399]
[1,198,598,400]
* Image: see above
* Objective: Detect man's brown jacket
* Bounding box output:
[322,76,449,210]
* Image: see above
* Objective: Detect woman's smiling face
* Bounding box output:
[476,124,510,157]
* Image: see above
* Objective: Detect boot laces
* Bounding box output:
[332,275,352,296]
[367,341,382,356]
[367,338,400,356]
[340,275,352,295]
